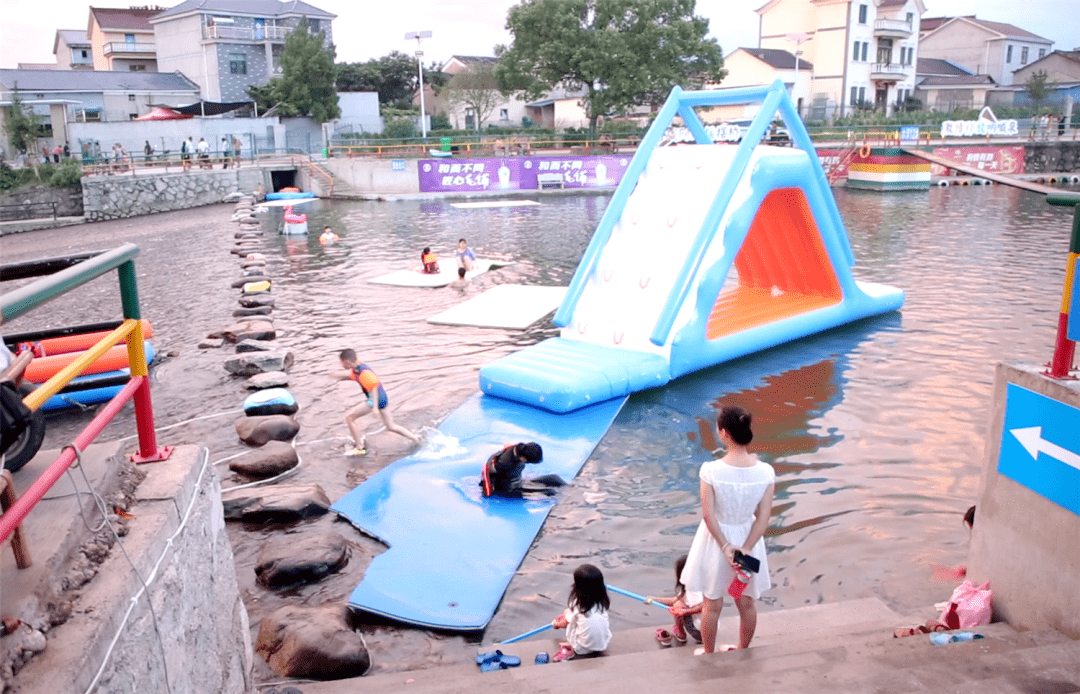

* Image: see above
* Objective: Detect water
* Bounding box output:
[0,184,1073,678]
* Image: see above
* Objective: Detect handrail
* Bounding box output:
[0,246,171,545]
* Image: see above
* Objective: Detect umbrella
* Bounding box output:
[134,107,192,121]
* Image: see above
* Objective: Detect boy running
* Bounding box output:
[338,349,421,455]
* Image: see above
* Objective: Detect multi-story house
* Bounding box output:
[431,56,529,130]
[716,47,813,117]
[151,0,335,104]
[919,16,1053,87]
[88,6,160,72]
[756,0,925,118]
[53,30,94,70]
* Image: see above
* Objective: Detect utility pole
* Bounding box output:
[406,31,432,139]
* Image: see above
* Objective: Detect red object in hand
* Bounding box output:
[728,568,752,599]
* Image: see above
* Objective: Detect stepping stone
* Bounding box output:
[245,371,289,389]
[221,483,329,523]
[254,604,369,679]
[235,414,299,445]
[224,350,293,376]
[229,440,298,478]
[254,531,348,587]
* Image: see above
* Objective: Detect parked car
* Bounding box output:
[719,119,792,145]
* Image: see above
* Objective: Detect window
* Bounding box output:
[1021,46,1029,64]
[129,113,138,120]
[129,64,145,71]
[906,12,913,25]
[80,50,88,58]
[125,33,135,42]
[128,94,136,101]
[861,42,868,62]
[859,86,866,103]
[1039,48,1046,59]
[1006,45,1013,63]
[500,108,509,120]
[229,53,247,75]
[858,4,867,23]
[851,86,859,106]
[853,40,860,60]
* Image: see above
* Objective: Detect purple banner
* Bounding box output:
[418,155,631,193]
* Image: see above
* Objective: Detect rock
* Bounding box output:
[229,440,299,478]
[255,532,348,587]
[255,605,369,680]
[239,295,275,308]
[243,268,266,277]
[220,320,276,342]
[198,338,224,349]
[221,483,330,522]
[236,339,271,353]
[235,414,299,445]
[224,350,293,376]
[240,260,266,269]
[232,275,270,288]
[233,306,272,317]
[245,371,289,389]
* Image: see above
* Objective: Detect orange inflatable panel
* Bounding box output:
[26,320,153,357]
[24,341,152,383]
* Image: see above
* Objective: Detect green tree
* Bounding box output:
[2,85,45,178]
[248,18,340,122]
[444,62,504,131]
[1024,70,1053,111]
[496,0,726,133]
[336,52,447,109]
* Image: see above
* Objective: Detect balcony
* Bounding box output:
[873,18,912,38]
[870,63,907,81]
[204,24,292,42]
[103,42,156,55]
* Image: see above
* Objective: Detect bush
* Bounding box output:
[430,112,451,130]
[48,158,83,187]
[382,118,415,139]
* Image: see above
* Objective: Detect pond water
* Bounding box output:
[1,182,1074,678]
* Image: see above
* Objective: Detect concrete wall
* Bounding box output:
[68,116,278,160]
[153,15,208,98]
[12,446,253,693]
[323,156,420,194]
[967,363,1080,638]
[82,167,264,221]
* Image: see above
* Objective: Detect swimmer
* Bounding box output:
[319,225,339,243]
[480,442,566,498]
[448,266,468,289]
[338,349,421,455]
[455,238,476,272]
[421,247,440,274]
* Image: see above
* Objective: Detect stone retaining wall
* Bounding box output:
[0,184,83,217]
[82,168,264,221]
[1024,141,1080,174]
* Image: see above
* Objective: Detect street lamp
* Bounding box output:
[785,32,811,117]
[406,31,432,140]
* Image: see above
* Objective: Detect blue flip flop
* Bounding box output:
[480,659,505,672]
[499,654,521,668]
[476,649,502,665]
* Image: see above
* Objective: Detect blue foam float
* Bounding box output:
[265,191,316,200]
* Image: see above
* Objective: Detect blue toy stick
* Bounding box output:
[606,584,673,611]
[499,623,553,645]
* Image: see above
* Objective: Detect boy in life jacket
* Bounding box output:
[481,442,567,498]
[338,349,421,456]
[421,247,440,274]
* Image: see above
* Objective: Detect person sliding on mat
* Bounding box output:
[480,442,567,497]
[338,349,421,456]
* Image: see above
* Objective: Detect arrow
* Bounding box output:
[1010,427,1080,471]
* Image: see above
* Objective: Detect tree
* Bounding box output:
[2,85,44,178]
[248,18,340,122]
[1024,70,1053,112]
[336,52,448,109]
[496,0,726,132]
[444,62,504,131]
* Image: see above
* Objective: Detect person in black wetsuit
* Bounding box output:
[481,442,567,497]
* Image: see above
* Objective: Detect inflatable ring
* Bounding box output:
[859,144,871,158]
[937,180,950,187]
[1071,176,1080,184]
[283,213,307,224]
[972,179,982,185]
[1036,177,1046,184]
[1048,177,1058,184]
[280,186,300,193]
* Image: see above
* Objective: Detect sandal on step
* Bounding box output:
[552,645,576,662]
[655,627,673,646]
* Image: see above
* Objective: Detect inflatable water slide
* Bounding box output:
[332,80,903,632]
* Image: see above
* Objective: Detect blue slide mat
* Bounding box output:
[331,392,626,631]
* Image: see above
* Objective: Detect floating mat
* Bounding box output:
[331,392,626,631]
[427,284,568,329]
[369,258,500,288]
[450,200,540,209]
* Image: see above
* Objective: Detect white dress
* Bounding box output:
[681,459,774,600]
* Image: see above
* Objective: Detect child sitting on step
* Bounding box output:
[551,564,612,661]
[646,554,703,646]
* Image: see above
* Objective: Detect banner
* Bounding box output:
[418,156,632,193]
[817,149,854,180]
[929,146,1025,176]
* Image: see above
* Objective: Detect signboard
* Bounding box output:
[940,107,1019,138]
[929,146,1025,176]
[1070,257,1080,343]
[899,126,919,144]
[417,156,631,193]
[998,383,1080,515]
[391,159,406,171]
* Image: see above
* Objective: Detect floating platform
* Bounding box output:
[427,284,567,329]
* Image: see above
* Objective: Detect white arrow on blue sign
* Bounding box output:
[999,384,1080,515]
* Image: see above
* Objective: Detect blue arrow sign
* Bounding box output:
[999,383,1080,515]
[1069,257,1080,342]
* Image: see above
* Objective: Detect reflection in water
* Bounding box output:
[1,185,1074,673]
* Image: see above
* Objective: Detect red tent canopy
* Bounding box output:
[134,107,193,121]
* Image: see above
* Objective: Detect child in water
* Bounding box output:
[319,225,339,244]
[421,247,440,274]
[480,442,566,498]
[646,555,703,646]
[551,564,612,661]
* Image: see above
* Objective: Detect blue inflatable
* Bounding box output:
[243,387,298,416]
[265,191,316,200]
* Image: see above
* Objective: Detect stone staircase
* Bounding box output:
[295,599,1080,694]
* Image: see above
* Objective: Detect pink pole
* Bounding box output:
[0,378,141,543]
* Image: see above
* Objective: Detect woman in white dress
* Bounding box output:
[681,406,775,655]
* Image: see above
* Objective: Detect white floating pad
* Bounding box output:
[369,259,501,287]
[449,200,540,209]
[427,284,568,329]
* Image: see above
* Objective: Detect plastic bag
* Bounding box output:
[940,579,992,629]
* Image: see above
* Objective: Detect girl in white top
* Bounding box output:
[681,406,775,655]
[551,564,612,661]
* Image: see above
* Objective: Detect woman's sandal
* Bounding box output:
[655,628,673,647]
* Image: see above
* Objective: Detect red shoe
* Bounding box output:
[672,620,688,644]
[655,628,673,647]
[553,645,575,662]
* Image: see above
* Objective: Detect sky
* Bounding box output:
[0,0,1076,70]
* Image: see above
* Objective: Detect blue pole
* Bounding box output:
[499,623,553,644]
[606,584,671,611]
